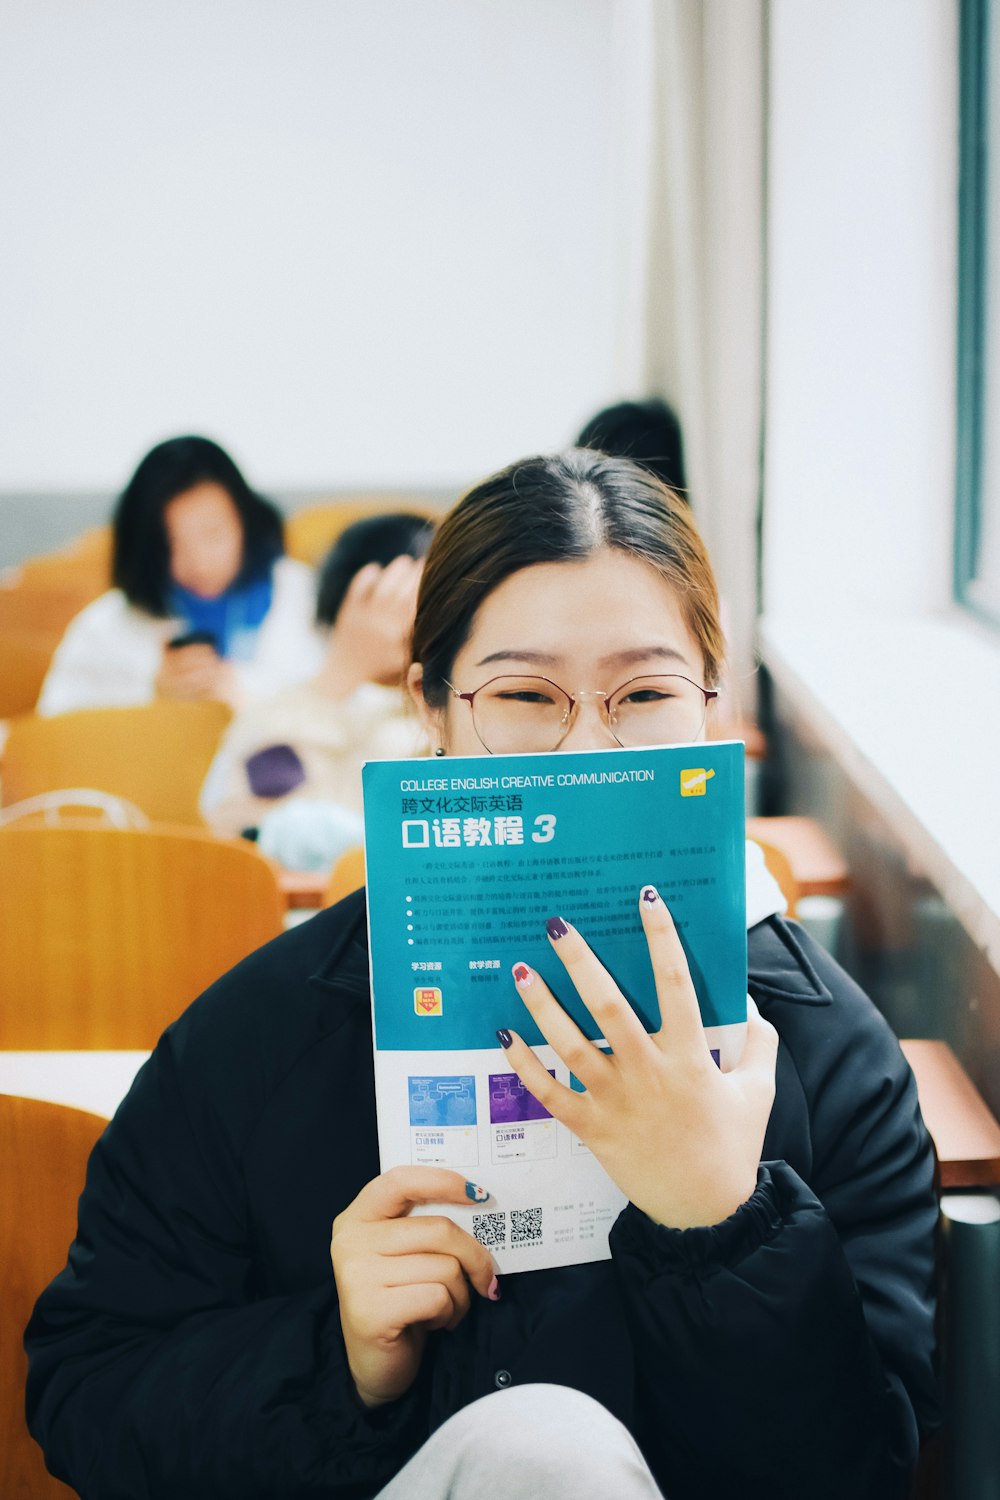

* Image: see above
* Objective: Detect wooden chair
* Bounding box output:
[324,844,366,906]
[748,836,800,920]
[746,815,850,900]
[1,700,232,827]
[0,824,284,1047]
[285,499,436,566]
[0,1094,108,1499]
[0,633,58,718]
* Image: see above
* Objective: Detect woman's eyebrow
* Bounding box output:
[597,646,692,669]
[474,649,560,668]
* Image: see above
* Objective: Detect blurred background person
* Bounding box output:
[201,512,433,858]
[37,436,323,716]
[576,398,687,498]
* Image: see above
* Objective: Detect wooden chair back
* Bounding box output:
[325,845,366,906]
[2,700,232,827]
[750,837,800,920]
[0,824,284,1047]
[285,498,436,565]
[0,633,57,718]
[0,1094,107,1499]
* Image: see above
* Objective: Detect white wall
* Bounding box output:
[763,0,958,619]
[0,0,645,493]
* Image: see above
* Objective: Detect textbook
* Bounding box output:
[362,740,746,1274]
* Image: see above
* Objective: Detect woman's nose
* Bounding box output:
[556,697,620,752]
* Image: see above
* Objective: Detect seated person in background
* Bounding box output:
[37,435,324,716]
[200,512,433,849]
[576,397,688,496]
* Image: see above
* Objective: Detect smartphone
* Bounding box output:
[167,629,220,651]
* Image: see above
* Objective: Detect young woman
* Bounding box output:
[200,512,433,843]
[26,452,939,1500]
[37,435,323,715]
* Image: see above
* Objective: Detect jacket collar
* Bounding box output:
[747,914,833,1006]
[308,889,371,996]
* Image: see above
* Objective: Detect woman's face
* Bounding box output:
[163,482,245,599]
[410,548,709,757]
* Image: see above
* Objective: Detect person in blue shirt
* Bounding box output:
[37,435,322,715]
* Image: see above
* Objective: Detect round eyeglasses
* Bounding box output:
[446,674,718,755]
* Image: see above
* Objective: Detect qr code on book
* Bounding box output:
[510,1207,543,1246]
[472,1211,506,1250]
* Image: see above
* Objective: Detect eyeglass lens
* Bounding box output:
[469,676,710,754]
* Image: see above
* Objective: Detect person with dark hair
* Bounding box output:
[576,397,688,496]
[37,436,323,715]
[27,452,938,1500]
[200,512,434,846]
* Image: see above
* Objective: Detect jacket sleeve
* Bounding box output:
[608,972,939,1500]
[25,1035,426,1500]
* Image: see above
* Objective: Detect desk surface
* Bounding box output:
[0,1052,147,1119]
[900,1039,1000,1189]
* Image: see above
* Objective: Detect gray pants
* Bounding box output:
[375,1383,665,1499]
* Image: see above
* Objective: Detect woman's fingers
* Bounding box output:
[376,1282,464,1336]
[336,1168,496,1298]
[510,961,611,1090]
[543,917,650,1063]
[351,1165,490,1221]
[378,1254,472,1330]
[736,996,779,1088]
[496,1029,585,1133]
[637,885,710,1055]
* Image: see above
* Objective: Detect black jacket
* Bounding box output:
[26,893,939,1500]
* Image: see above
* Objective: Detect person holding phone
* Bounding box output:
[200,512,434,843]
[26,451,939,1499]
[37,436,323,715]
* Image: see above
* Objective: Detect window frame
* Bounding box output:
[955,0,997,626]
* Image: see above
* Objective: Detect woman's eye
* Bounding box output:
[495,690,557,706]
[620,688,673,705]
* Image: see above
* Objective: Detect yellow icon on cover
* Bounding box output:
[414,986,443,1016]
[680,767,715,797]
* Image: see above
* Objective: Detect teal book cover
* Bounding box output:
[362,740,747,1271]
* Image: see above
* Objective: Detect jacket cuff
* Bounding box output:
[610,1161,816,1276]
[306,1286,429,1467]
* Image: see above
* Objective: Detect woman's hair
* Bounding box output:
[112,435,284,614]
[412,450,723,706]
[576,398,687,496]
[315,512,436,627]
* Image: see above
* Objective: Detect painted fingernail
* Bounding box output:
[512,962,533,986]
[641,885,660,906]
[546,916,570,940]
[488,1276,501,1302]
[465,1181,490,1202]
[496,1028,513,1049]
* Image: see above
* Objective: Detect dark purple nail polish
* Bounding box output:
[546,916,570,940]
[496,1028,513,1049]
[488,1276,501,1302]
[641,885,660,905]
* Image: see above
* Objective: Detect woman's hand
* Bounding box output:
[330,1166,498,1410]
[155,643,240,705]
[500,887,778,1230]
[326,556,424,690]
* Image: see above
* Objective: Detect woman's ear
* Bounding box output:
[407,663,446,754]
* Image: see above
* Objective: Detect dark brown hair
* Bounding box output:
[112,435,283,615]
[412,449,724,706]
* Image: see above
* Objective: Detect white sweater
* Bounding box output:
[36,558,325,716]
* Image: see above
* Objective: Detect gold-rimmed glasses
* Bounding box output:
[446,674,717,755]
